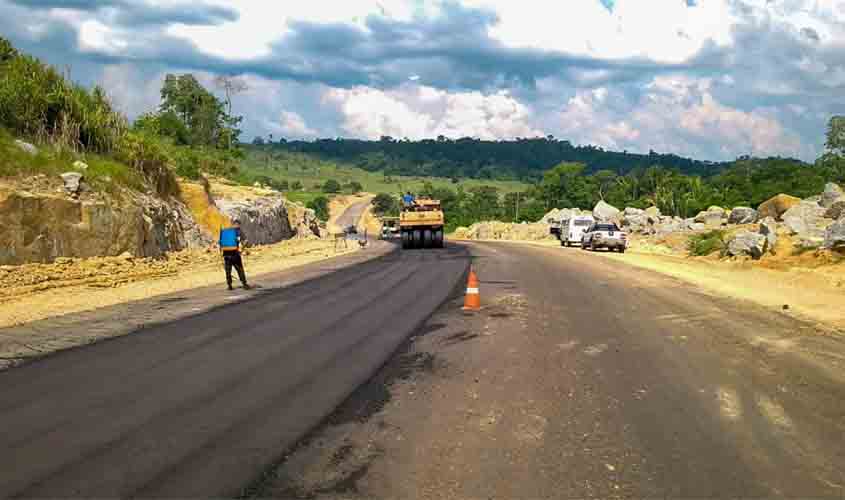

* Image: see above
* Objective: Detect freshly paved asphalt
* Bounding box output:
[0,243,469,498]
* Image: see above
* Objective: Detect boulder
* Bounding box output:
[758,217,778,252]
[728,206,758,225]
[825,200,845,220]
[593,200,620,222]
[72,160,88,171]
[821,182,844,208]
[60,172,83,196]
[782,201,828,238]
[694,208,725,228]
[624,207,644,216]
[644,206,661,218]
[14,139,38,155]
[727,231,767,259]
[823,218,845,249]
[541,208,562,224]
[757,194,801,221]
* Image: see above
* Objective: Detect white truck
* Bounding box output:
[560,215,595,247]
[581,222,628,252]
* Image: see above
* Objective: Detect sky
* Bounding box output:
[3,0,845,162]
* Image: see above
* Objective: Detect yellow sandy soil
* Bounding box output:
[358,203,383,236]
[0,239,357,329]
[178,179,231,234]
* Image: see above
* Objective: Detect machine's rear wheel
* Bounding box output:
[412,229,422,249]
[423,229,433,248]
[401,231,410,249]
[433,229,444,248]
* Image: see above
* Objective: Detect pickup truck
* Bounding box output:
[581,222,627,252]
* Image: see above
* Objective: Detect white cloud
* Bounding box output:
[555,75,807,159]
[324,85,544,140]
[277,111,318,138]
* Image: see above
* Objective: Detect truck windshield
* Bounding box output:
[596,224,619,231]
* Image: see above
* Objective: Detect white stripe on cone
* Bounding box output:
[466,287,479,294]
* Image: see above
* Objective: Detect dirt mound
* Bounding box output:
[457,221,554,241]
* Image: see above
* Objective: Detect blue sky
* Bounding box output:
[2,0,844,161]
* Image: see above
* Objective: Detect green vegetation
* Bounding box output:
[0,36,242,198]
[266,136,721,181]
[321,179,341,194]
[372,193,400,216]
[306,196,329,221]
[687,230,727,256]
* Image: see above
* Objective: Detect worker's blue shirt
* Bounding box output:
[219,227,241,251]
[403,195,414,204]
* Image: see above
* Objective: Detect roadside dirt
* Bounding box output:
[0,239,357,330]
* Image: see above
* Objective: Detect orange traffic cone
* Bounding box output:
[462,268,481,311]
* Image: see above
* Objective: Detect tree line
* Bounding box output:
[370,118,845,228]
[254,135,724,182]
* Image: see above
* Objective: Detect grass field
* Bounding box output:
[237,148,531,198]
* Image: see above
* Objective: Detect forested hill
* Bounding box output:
[256,136,726,181]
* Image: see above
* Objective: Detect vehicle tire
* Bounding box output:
[560,238,566,247]
[590,240,597,252]
[423,229,433,249]
[412,229,422,249]
[433,229,444,248]
[401,231,409,249]
[620,246,626,254]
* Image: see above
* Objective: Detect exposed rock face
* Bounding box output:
[216,197,295,246]
[821,182,844,208]
[728,207,758,224]
[14,139,37,155]
[825,200,845,220]
[782,201,829,246]
[758,194,801,221]
[727,231,767,259]
[60,172,83,196]
[284,201,321,238]
[0,188,210,265]
[824,218,845,250]
[72,160,88,171]
[593,200,620,222]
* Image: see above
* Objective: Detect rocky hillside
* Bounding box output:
[0,141,322,266]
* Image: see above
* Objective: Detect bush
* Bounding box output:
[291,180,303,191]
[322,179,341,193]
[344,180,363,193]
[372,192,399,215]
[307,196,330,221]
[687,230,727,256]
[0,44,127,153]
[117,132,180,197]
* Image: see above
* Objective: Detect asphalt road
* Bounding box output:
[334,200,370,231]
[259,241,845,499]
[0,244,469,498]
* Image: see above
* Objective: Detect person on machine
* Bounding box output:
[402,191,415,208]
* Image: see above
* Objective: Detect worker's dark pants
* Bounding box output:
[223,251,247,287]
